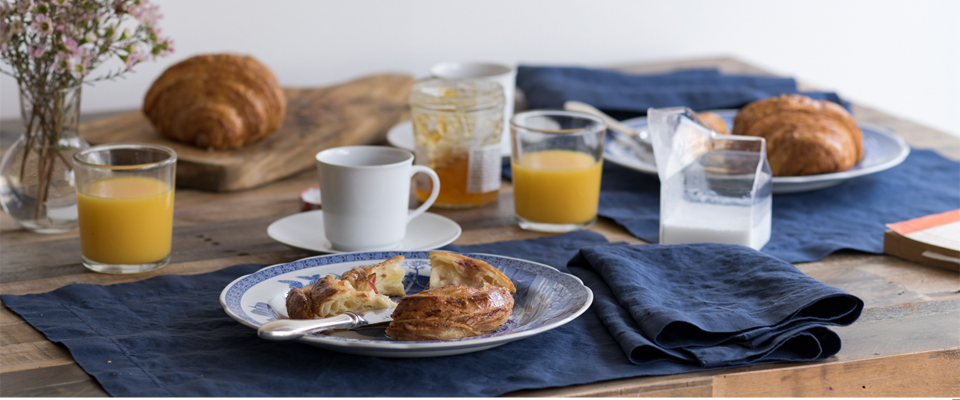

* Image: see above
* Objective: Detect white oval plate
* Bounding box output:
[267,210,461,254]
[604,109,911,194]
[219,251,593,358]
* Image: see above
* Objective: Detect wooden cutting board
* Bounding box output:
[79,74,415,192]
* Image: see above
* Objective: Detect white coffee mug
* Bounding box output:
[316,146,440,251]
[430,62,516,151]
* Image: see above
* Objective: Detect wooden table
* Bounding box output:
[2,57,958,397]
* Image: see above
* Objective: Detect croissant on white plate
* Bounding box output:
[731,94,863,176]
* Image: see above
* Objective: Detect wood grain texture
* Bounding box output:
[2,57,959,398]
[79,74,415,192]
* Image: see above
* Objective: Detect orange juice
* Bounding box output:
[77,176,174,264]
[512,150,602,224]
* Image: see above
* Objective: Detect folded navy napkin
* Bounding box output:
[1,230,863,397]
[566,243,863,367]
[516,66,850,118]
[595,148,959,263]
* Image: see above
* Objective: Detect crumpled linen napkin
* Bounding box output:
[567,243,863,367]
[516,65,850,118]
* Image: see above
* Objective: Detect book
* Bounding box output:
[884,209,960,272]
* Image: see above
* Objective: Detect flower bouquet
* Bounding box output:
[0,0,173,232]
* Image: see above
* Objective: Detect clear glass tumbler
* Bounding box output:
[510,110,606,232]
[73,144,177,274]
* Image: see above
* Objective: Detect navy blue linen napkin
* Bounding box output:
[593,148,959,263]
[516,66,849,118]
[1,230,861,397]
[566,243,863,367]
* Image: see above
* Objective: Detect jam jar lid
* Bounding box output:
[409,78,505,113]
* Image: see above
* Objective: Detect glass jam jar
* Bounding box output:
[410,78,505,208]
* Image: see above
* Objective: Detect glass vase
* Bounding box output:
[0,85,89,233]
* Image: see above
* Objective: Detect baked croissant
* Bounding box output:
[731,94,863,176]
[697,111,729,134]
[428,251,516,292]
[285,256,405,319]
[386,284,514,341]
[143,53,287,150]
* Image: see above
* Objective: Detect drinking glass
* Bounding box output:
[73,144,177,273]
[510,110,605,232]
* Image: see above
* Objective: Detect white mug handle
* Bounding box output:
[408,165,440,222]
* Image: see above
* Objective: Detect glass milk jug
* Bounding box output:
[647,107,772,250]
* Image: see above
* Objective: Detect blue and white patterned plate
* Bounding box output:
[604,109,911,194]
[219,251,593,358]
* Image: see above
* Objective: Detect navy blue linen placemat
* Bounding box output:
[594,148,959,263]
[1,230,859,397]
[516,66,850,119]
[566,243,863,367]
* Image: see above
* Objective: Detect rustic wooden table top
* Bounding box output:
[2,57,958,397]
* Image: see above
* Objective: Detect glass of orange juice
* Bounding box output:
[73,144,177,274]
[510,110,605,232]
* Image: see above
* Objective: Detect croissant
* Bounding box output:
[386,284,514,341]
[428,251,516,292]
[143,53,287,150]
[285,256,405,319]
[731,94,863,176]
[697,111,729,134]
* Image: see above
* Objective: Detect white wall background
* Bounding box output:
[2,0,958,136]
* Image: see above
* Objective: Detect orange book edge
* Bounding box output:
[886,209,960,236]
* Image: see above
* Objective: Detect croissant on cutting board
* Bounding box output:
[732,94,863,176]
[143,53,287,150]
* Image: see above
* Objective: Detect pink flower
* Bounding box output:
[123,44,145,70]
[33,2,49,15]
[71,60,89,79]
[31,14,53,37]
[50,0,71,7]
[129,1,161,28]
[29,42,47,58]
[62,36,78,54]
[17,0,33,14]
[55,51,73,72]
[11,20,24,34]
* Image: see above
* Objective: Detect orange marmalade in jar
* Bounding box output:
[410,79,504,208]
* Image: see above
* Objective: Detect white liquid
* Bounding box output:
[660,198,771,250]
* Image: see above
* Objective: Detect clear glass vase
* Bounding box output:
[0,85,89,233]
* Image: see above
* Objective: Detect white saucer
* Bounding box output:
[387,120,512,157]
[267,210,462,253]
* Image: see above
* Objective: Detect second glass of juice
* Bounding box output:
[510,110,606,232]
[73,144,177,274]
